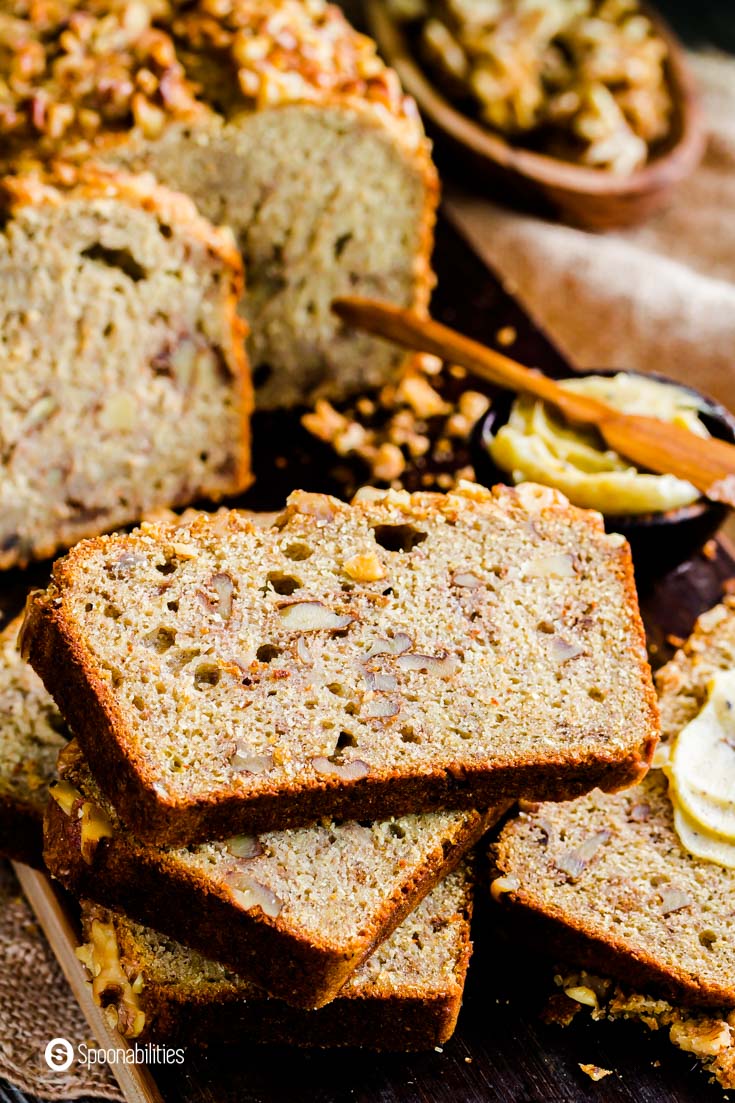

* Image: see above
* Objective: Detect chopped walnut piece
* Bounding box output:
[312,756,370,780]
[225,871,283,918]
[77,919,146,1039]
[395,373,451,419]
[670,1018,732,1058]
[579,1064,612,1082]
[556,830,611,880]
[343,552,387,582]
[79,801,114,864]
[373,442,406,482]
[278,601,354,631]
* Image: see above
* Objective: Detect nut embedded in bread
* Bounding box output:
[491,598,735,1009]
[45,740,501,1008]
[1,0,438,408]
[76,863,475,1050]
[0,166,252,568]
[23,482,658,845]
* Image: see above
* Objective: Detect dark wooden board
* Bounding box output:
[3,213,735,1103]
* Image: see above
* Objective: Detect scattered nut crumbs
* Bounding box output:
[703,539,718,561]
[579,1064,613,1082]
[550,971,735,1091]
[302,352,490,493]
[496,326,517,346]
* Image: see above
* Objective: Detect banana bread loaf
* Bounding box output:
[0,165,251,568]
[0,616,67,866]
[23,481,658,845]
[45,740,501,1007]
[491,600,735,1008]
[0,0,438,408]
[77,863,474,1049]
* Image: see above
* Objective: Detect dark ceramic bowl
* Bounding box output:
[470,368,735,581]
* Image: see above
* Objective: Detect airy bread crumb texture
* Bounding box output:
[655,597,735,745]
[494,771,735,1006]
[26,483,657,839]
[0,167,251,567]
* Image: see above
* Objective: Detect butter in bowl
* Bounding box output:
[472,368,735,578]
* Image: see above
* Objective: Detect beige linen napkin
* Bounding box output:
[0,862,123,1101]
[446,53,735,413]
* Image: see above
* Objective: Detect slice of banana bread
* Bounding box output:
[76,864,474,1049]
[0,165,252,568]
[0,616,67,866]
[491,599,735,1008]
[1,0,437,409]
[22,481,658,844]
[45,740,500,1008]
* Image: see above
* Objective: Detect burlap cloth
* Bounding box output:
[0,862,123,1101]
[446,52,735,413]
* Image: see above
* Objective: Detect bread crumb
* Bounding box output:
[579,1064,613,1081]
[496,326,517,346]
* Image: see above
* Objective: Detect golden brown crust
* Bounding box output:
[44,740,500,1008]
[79,874,474,1049]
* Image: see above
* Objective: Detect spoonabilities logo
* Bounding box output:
[44,1038,74,1072]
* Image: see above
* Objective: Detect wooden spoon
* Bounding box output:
[366,1,704,230]
[332,296,735,508]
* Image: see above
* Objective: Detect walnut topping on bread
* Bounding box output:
[1,0,438,410]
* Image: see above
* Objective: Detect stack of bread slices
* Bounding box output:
[4,479,662,1049]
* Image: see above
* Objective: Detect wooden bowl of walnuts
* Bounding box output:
[367,0,704,230]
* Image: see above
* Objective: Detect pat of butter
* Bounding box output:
[665,669,735,868]
[489,373,707,516]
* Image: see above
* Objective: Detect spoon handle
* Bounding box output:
[332,297,607,426]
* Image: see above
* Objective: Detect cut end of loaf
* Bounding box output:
[0,167,252,568]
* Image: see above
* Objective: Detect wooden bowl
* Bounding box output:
[470,369,735,581]
[367,1,705,230]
